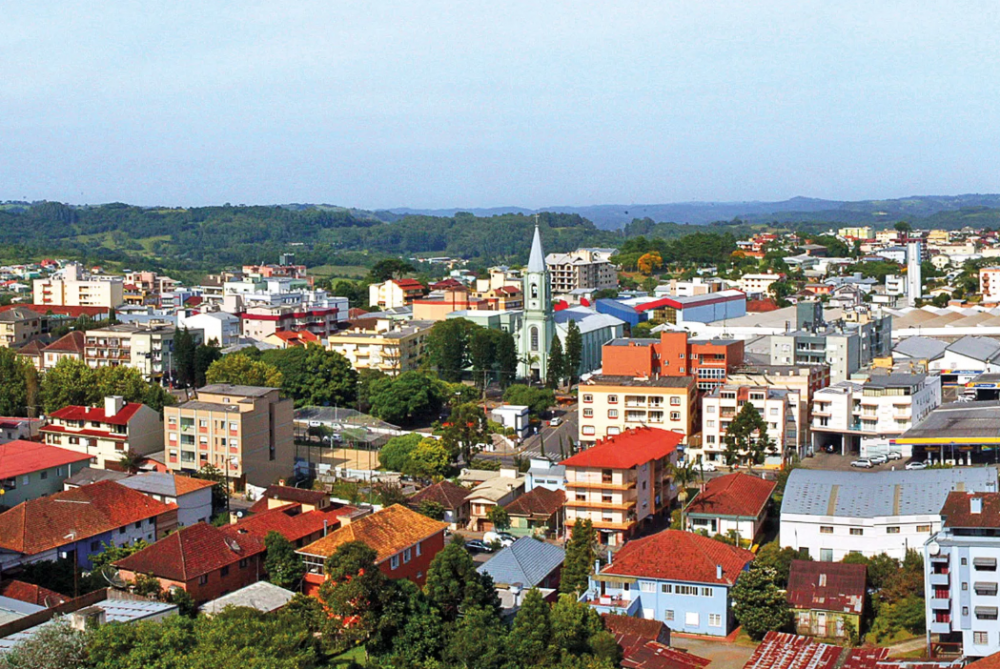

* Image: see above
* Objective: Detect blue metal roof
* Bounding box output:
[477,537,565,587]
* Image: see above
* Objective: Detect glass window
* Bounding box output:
[583,408,593,418]
[221,566,229,577]
[391,555,400,569]
[664,610,674,621]
[583,394,593,403]
[608,409,618,419]
[685,611,700,626]
[850,528,863,536]
[530,327,539,352]
[918,524,932,532]
[707,405,716,413]
[608,395,618,404]
[887,527,900,534]
[403,548,412,563]
[701,587,712,596]
[709,613,722,627]
[820,526,833,534]
[670,412,680,421]
[640,582,655,593]
[975,632,989,645]
[670,397,681,406]
[661,584,672,594]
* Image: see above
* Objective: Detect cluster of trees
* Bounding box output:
[426,318,518,388]
[172,328,222,388]
[615,233,739,270]
[379,433,452,478]
[0,352,176,418]
[546,321,582,390]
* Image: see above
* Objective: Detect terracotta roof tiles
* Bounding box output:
[408,480,471,511]
[685,473,776,519]
[42,331,86,354]
[297,504,448,563]
[0,580,67,607]
[560,427,681,470]
[504,487,565,519]
[601,529,754,586]
[114,522,265,582]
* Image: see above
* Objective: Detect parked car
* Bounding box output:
[905,461,927,470]
[851,459,874,468]
[698,462,717,473]
[465,540,494,553]
[823,444,837,454]
[887,451,903,461]
[483,531,514,547]
[549,417,561,427]
[870,454,888,465]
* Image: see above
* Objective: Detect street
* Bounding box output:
[520,403,579,460]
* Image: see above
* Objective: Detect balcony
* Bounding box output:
[566,480,636,491]
[929,621,952,635]
[581,591,642,617]
[930,572,950,586]
[930,597,951,610]
[565,499,636,511]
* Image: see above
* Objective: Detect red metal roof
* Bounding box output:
[48,403,143,426]
[114,522,265,582]
[786,560,866,614]
[601,529,754,586]
[0,481,175,555]
[560,427,681,470]
[622,641,711,669]
[0,441,92,479]
[742,632,893,669]
[684,473,776,520]
[636,292,745,313]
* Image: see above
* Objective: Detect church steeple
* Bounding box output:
[527,223,546,273]
[519,221,554,382]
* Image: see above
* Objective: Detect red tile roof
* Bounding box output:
[603,613,672,647]
[601,529,754,586]
[0,441,92,479]
[786,560,866,614]
[172,475,218,496]
[270,329,321,345]
[560,427,681,470]
[966,652,1000,669]
[504,487,565,519]
[114,522,265,582]
[42,331,86,354]
[15,340,44,357]
[0,580,67,607]
[622,641,711,669]
[408,480,471,511]
[230,505,347,543]
[0,304,111,319]
[941,491,1000,528]
[684,473,776,519]
[394,279,425,289]
[743,632,892,669]
[0,481,176,555]
[298,504,448,563]
[247,485,330,514]
[47,403,143,427]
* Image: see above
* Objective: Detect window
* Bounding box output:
[135,521,142,529]
[887,527,900,534]
[964,607,970,616]
[820,548,833,562]
[664,610,674,621]
[582,426,596,436]
[640,582,655,593]
[918,524,932,532]
[40,471,48,480]
[119,527,126,534]
[670,412,680,421]
[199,575,209,586]
[661,584,672,594]
[963,558,969,566]
[850,528,863,536]
[239,558,248,568]
[90,541,100,552]
[701,587,712,597]
[706,435,715,444]
[21,476,28,485]
[670,397,681,406]
[583,394,593,403]
[608,409,618,419]
[820,526,833,534]
[530,326,539,352]
[583,408,593,418]
[403,548,412,563]
[975,632,989,645]
[706,420,715,428]
[576,493,586,501]
[608,395,618,404]
[963,582,969,591]
[685,611,700,627]
[221,566,230,577]
[416,542,422,557]
[199,419,208,428]
[709,613,722,627]
[675,585,698,596]
[707,405,716,414]
[391,555,400,570]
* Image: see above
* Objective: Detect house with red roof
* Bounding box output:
[368,278,426,309]
[0,480,177,571]
[584,529,754,636]
[0,579,67,608]
[41,395,163,470]
[504,486,565,538]
[0,440,93,507]
[683,472,777,544]
[786,560,866,640]
[40,330,86,370]
[115,472,218,527]
[407,480,471,530]
[0,417,41,445]
[114,522,266,604]
[263,329,321,349]
[560,427,682,547]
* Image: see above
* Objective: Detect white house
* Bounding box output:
[178,310,240,346]
[780,467,998,562]
[115,472,216,527]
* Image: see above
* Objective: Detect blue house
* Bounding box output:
[583,529,754,636]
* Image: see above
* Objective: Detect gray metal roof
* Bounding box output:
[893,336,948,361]
[527,225,546,273]
[902,402,1000,441]
[199,384,277,397]
[781,467,998,519]
[477,537,565,587]
[116,472,186,498]
[64,467,129,487]
[863,373,926,390]
[946,336,1000,363]
[200,581,295,615]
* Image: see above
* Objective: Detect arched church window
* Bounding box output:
[530,326,539,351]
[531,283,538,299]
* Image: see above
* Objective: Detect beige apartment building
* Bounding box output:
[368,279,426,309]
[84,322,200,382]
[0,308,41,348]
[545,249,618,295]
[41,396,164,469]
[33,263,124,308]
[578,375,697,446]
[560,427,681,546]
[164,384,294,489]
[327,319,432,376]
[694,385,800,467]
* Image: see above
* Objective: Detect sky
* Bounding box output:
[2,1,999,210]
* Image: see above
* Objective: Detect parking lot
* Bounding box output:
[801,450,914,472]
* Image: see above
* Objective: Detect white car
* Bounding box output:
[905,461,927,470]
[886,451,903,461]
[869,454,888,465]
[698,462,717,473]
[851,459,874,468]
[549,417,561,427]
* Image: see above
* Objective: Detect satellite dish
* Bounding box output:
[928,541,940,556]
[100,565,128,590]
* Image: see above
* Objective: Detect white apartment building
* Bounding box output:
[33,263,125,308]
[177,310,240,346]
[926,492,1000,659]
[981,267,1000,303]
[811,373,941,457]
[738,273,783,295]
[694,385,800,466]
[545,249,618,295]
[780,467,998,562]
[653,278,724,298]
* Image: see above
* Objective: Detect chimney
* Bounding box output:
[105,395,124,417]
[70,606,106,631]
[323,519,329,536]
[716,564,723,580]
[971,496,983,515]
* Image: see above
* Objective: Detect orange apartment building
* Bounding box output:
[412,285,523,321]
[601,331,745,392]
[560,427,682,547]
[578,375,698,446]
[164,384,295,489]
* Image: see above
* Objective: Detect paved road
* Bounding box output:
[521,403,579,460]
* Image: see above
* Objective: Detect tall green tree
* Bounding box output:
[547,334,564,389]
[369,258,416,283]
[264,531,305,589]
[503,384,555,418]
[379,433,423,472]
[563,320,583,386]
[494,329,518,389]
[263,345,358,407]
[357,368,388,412]
[193,343,222,387]
[205,353,283,387]
[405,437,451,478]
[173,327,197,387]
[560,519,596,594]
[40,357,94,414]
[0,347,36,417]
[441,402,490,466]
[730,564,792,640]
[469,328,496,390]
[511,588,553,666]
[426,319,472,383]
[424,541,501,623]
[320,541,392,651]
[367,371,445,425]
[723,402,771,467]
[486,506,511,532]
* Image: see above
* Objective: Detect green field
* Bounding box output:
[309,264,370,279]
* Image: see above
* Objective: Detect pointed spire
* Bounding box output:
[527,220,545,273]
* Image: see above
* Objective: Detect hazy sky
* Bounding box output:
[2,1,998,209]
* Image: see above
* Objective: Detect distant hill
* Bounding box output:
[383,194,1000,230]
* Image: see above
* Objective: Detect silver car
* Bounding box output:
[851,459,874,468]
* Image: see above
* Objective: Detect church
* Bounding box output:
[515,225,625,382]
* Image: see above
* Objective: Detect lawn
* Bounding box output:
[332,646,367,666]
[310,264,370,279]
